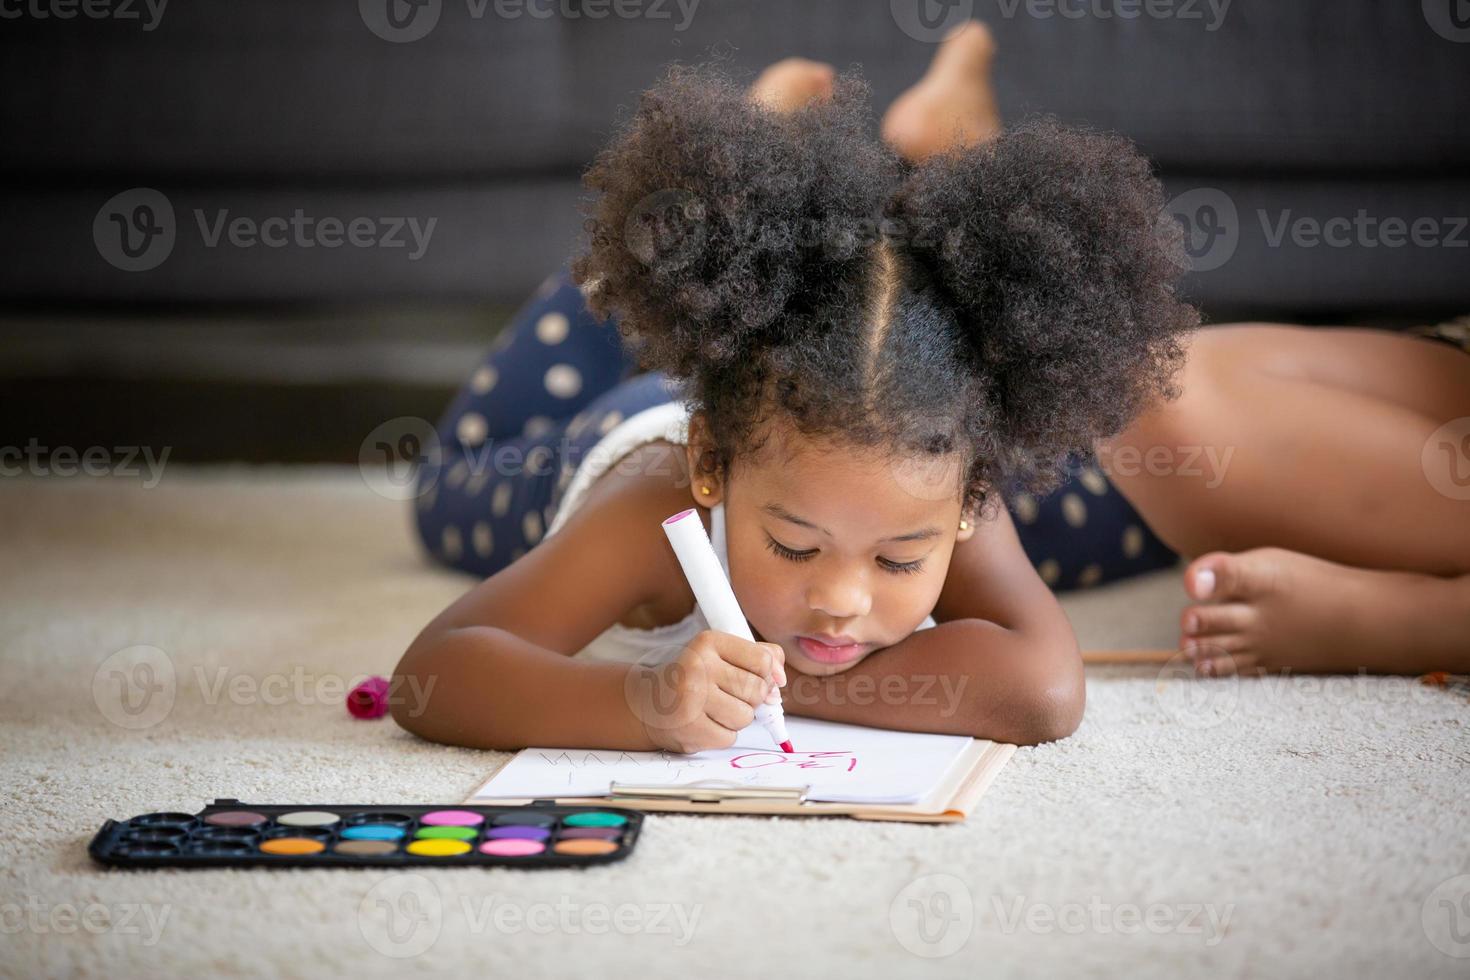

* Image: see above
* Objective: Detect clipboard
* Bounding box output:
[464,738,1014,824]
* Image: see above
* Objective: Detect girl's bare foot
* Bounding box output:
[749,57,835,114]
[1179,547,1470,676]
[881,20,1001,163]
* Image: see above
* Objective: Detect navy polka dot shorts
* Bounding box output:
[413,265,1179,590]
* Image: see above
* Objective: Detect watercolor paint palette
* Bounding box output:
[88,799,643,869]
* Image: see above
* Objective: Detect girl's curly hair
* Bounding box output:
[572,64,1197,513]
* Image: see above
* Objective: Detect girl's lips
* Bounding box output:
[796,635,869,664]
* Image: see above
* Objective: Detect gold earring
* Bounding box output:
[959,519,969,531]
[700,486,711,495]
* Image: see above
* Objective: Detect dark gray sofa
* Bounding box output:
[2,0,1468,318]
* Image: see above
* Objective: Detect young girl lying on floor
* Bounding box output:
[394,24,1470,751]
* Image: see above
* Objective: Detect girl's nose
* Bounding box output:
[807,573,872,620]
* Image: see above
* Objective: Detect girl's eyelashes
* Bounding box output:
[764,533,927,576]
[878,556,927,576]
[764,535,815,563]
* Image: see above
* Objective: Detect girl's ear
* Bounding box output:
[684,413,726,507]
[956,508,977,543]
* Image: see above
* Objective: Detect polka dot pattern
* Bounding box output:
[456,412,487,448]
[470,365,498,394]
[536,312,570,345]
[416,267,1179,592]
[440,525,463,561]
[473,521,494,557]
[544,364,582,399]
[491,482,513,517]
[1009,456,1177,592]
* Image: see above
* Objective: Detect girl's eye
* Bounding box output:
[765,536,816,563]
[765,534,927,575]
[878,557,927,576]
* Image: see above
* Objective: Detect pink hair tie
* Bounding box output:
[347,676,390,719]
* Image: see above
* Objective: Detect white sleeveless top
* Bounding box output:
[542,400,936,663]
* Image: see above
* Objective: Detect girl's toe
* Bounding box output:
[1197,650,1259,678]
[1182,602,1256,638]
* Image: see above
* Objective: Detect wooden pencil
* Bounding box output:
[1081,649,1178,665]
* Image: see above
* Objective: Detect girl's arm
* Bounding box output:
[778,505,1085,746]
[391,477,687,751]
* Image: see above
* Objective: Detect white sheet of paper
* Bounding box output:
[469,717,974,805]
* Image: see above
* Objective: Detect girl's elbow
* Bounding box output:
[980,648,1086,745]
[1010,675,1085,745]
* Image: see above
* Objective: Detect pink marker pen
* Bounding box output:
[661,508,794,753]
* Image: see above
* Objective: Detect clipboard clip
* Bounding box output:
[609,779,809,804]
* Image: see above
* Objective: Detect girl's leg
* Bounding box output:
[413,265,639,576]
[1101,323,1470,674]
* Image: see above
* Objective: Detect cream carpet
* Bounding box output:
[3,467,1467,979]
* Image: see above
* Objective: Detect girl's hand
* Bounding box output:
[628,630,786,755]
